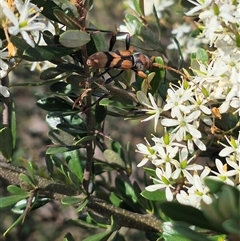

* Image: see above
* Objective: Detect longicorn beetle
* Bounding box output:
[86,33,153,87]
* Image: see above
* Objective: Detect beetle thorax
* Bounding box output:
[132,52,151,70]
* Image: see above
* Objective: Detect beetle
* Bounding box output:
[86,33,153,85]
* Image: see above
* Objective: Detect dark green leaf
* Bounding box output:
[53,9,79,29]
[95,104,107,124]
[50,82,74,95]
[48,129,75,145]
[103,149,126,169]
[204,178,225,193]
[23,46,77,61]
[82,229,113,241]
[0,127,13,160]
[67,218,100,229]
[31,0,62,22]
[163,221,210,241]
[40,67,66,80]
[57,123,87,135]
[36,96,75,112]
[137,26,165,53]
[63,232,75,241]
[160,202,213,230]
[0,194,29,208]
[46,146,80,154]
[141,189,166,201]
[115,177,139,206]
[222,219,240,236]
[59,30,90,48]
[150,56,165,95]
[88,211,109,226]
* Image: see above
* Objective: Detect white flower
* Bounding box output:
[208,159,236,186]
[172,148,203,182]
[141,93,162,132]
[163,85,194,119]
[161,111,202,142]
[136,141,157,167]
[219,135,240,162]
[188,173,212,207]
[146,167,174,201]
[185,0,213,16]
[2,0,46,47]
[0,59,9,79]
[152,145,179,168]
[0,82,10,97]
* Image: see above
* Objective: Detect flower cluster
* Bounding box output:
[0,0,46,48]
[135,0,240,208]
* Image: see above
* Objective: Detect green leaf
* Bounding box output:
[222,219,240,236]
[36,96,74,112]
[26,161,37,185]
[31,0,62,22]
[141,189,166,201]
[160,202,213,230]
[163,221,210,241]
[132,0,144,15]
[115,177,138,205]
[204,178,225,193]
[86,24,109,54]
[7,185,28,195]
[0,127,13,160]
[191,48,209,64]
[82,230,113,241]
[19,173,35,187]
[3,212,25,236]
[11,102,17,149]
[61,196,83,206]
[64,150,83,181]
[103,149,126,169]
[76,199,88,212]
[67,218,100,229]
[59,30,90,48]
[111,141,125,161]
[143,167,156,177]
[46,146,80,154]
[45,154,54,177]
[48,129,75,145]
[0,194,29,208]
[150,56,165,95]
[137,26,165,53]
[40,67,66,80]
[53,9,79,29]
[109,192,122,207]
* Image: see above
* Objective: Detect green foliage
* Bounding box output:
[1,0,239,240]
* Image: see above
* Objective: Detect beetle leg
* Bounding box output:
[134,70,152,90]
[104,70,124,84]
[109,32,117,51]
[125,33,131,50]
